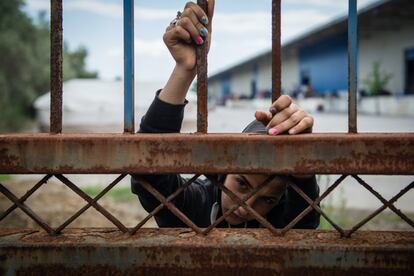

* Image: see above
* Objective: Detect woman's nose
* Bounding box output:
[237,197,255,218]
[237,206,249,218]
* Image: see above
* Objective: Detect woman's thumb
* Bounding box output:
[255,111,271,126]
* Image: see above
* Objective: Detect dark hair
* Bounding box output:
[242,119,290,193]
[208,120,289,188]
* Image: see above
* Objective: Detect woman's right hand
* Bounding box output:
[163,0,215,74]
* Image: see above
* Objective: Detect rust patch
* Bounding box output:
[196,0,209,133]
[272,0,281,102]
[0,229,413,275]
[0,133,414,174]
[50,0,63,133]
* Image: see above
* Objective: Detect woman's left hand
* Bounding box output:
[255,95,314,135]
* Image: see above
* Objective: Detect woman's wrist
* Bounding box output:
[159,64,196,105]
[175,63,197,79]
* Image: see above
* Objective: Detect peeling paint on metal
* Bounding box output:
[0,133,413,174]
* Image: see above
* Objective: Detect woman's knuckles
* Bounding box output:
[278,122,292,133]
[179,17,191,28]
[273,95,292,110]
[290,114,301,124]
[184,7,192,15]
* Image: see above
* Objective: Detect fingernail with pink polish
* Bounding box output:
[268,128,278,135]
[197,36,204,44]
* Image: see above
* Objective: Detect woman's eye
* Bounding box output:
[237,180,248,190]
[264,198,277,205]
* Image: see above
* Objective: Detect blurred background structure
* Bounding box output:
[208,0,414,115]
[0,0,411,134]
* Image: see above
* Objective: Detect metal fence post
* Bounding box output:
[348,0,358,133]
[272,0,282,102]
[50,0,63,133]
[197,0,208,133]
[124,0,135,133]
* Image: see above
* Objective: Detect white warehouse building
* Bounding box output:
[208,0,414,103]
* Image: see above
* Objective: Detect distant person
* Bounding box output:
[301,76,314,98]
[131,0,319,229]
[290,84,302,99]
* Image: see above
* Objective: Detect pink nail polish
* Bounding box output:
[197,36,204,44]
[269,128,278,135]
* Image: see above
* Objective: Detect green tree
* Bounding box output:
[0,0,41,130]
[64,45,98,80]
[0,1,97,132]
[363,61,393,96]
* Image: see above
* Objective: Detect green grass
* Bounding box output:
[316,174,414,230]
[317,175,349,230]
[82,185,136,202]
[0,175,12,182]
[318,204,348,230]
[318,205,414,230]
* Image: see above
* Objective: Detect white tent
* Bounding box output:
[34,79,197,132]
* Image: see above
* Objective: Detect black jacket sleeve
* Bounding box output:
[266,176,320,229]
[284,176,320,229]
[131,90,206,227]
[138,90,187,134]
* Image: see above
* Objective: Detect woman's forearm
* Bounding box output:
[159,65,196,105]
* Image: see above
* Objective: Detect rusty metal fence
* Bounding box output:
[1,0,414,274]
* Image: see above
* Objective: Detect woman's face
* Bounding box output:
[221,174,285,225]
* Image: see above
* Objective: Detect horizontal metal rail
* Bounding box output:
[0,133,413,174]
[1,229,413,275]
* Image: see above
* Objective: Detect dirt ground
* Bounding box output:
[0,177,412,232]
[0,177,157,230]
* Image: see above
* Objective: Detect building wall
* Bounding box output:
[208,80,221,100]
[299,32,348,93]
[282,53,299,92]
[209,52,302,99]
[208,6,414,98]
[359,22,414,94]
[230,56,301,97]
[231,68,252,97]
[254,54,300,94]
[257,60,271,93]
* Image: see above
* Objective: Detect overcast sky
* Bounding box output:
[24,0,379,81]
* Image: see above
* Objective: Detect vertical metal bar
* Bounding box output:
[124,0,135,133]
[272,0,281,103]
[348,0,358,133]
[50,0,63,133]
[197,0,208,133]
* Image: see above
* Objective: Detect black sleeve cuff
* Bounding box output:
[139,89,188,133]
